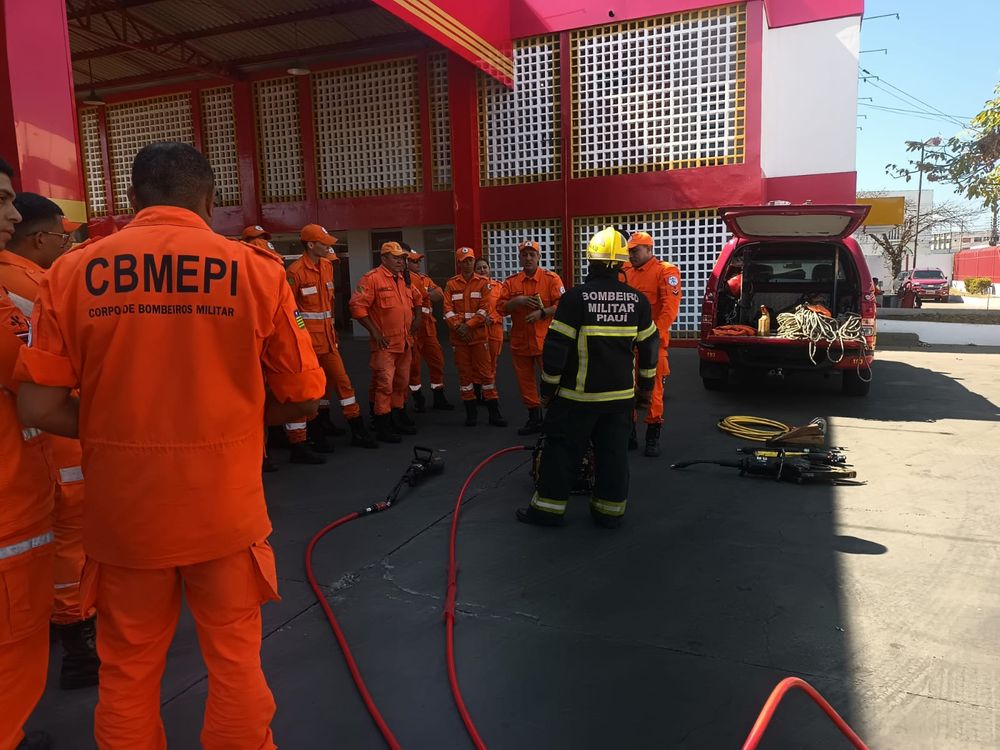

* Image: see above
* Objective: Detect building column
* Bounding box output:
[447,53,481,252]
[0,0,86,221]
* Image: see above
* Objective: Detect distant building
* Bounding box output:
[929,229,996,253]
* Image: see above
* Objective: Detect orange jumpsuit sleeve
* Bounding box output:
[0,295,28,391]
[261,276,325,403]
[349,275,375,320]
[547,272,566,305]
[496,279,513,316]
[658,263,682,335]
[442,280,462,331]
[14,272,78,388]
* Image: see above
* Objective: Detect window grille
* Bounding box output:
[572,210,728,336]
[481,219,563,283]
[254,77,305,202]
[105,93,194,213]
[313,58,421,198]
[571,4,747,177]
[428,52,451,190]
[200,87,241,207]
[479,36,561,186]
[79,108,107,217]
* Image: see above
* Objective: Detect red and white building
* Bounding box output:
[0,0,864,337]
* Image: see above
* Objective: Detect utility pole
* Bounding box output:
[912,136,942,267]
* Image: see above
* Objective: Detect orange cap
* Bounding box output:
[62,217,83,233]
[381,241,407,256]
[518,239,540,253]
[627,231,653,249]
[456,247,476,262]
[407,250,424,261]
[241,225,270,240]
[628,232,653,247]
[301,224,337,245]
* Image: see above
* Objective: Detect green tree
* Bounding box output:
[887,84,1000,245]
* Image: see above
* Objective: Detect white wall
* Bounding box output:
[760,16,860,178]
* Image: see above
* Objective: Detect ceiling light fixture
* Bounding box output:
[286,23,310,76]
[83,61,105,106]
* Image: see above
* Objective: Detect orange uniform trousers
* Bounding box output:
[370,346,412,415]
[286,349,360,444]
[453,342,498,401]
[486,324,503,389]
[409,329,446,391]
[85,543,279,750]
[0,534,54,750]
[511,353,543,408]
[52,479,87,624]
[643,338,670,425]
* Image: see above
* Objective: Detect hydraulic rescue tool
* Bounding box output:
[671,446,858,484]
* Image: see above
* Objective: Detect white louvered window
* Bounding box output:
[254,77,304,203]
[105,93,194,213]
[313,58,421,198]
[479,36,561,186]
[572,211,729,336]
[79,108,107,217]
[571,4,747,177]
[428,52,451,191]
[200,86,240,207]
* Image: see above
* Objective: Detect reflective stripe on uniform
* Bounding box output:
[482,383,495,390]
[54,581,80,590]
[409,385,422,392]
[576,325,640,392]
[638,367,657,379]
[460,384,474,392]
[58,466,84,483]
[421,306,432,314]
[340,396,357,407]
[8,290,33,317]
[530,493,567,515]
[470,292,482,298]
[590,498,627,517]
[0,531,54,561]
[301,286,318,295]
[431,383,444,389]
[285,422,307,430]
[464,312,475,319]
[299,311,332,319]
[558,386,635,403]
[22,427,42,441]
[541,370,561,384]
[637,322,658,342]
[548,320,576,339]
[451,293,463,300]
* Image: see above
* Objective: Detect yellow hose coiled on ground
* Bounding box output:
[717,415,791,442]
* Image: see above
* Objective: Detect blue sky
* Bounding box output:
[855,0,1000,225]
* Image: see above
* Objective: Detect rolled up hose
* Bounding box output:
[717,415,790,442]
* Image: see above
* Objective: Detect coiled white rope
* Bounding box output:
[775,306,872,382]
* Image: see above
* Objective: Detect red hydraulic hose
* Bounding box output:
[444,446,531,750]
[741,677,868,750]
[305,512,403,750]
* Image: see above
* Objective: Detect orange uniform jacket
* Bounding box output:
[14,206,325,569]
[623,259,682,343]
[410,272,441,337]
[443,273,495,345]
[498,268,565,355]
[286,253,338,354]
[0,289,53,543]
[349,265,419,352]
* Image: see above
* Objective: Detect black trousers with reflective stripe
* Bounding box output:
[537,398,631,512]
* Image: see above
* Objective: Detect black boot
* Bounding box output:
[516,506,563,526]
[391,408,417,435]
[374,413,402,443]
[474,384,484,404]
[590,507,622,529]
[317,408,346,436]
[644,423,662,458]
[290,443,326,464]
[307,419,335,453]
[411,389,427,413]
[348,416,378,449]
[16,731,53,750]
[487,401,508,427]
[56,616,100,690]
[628,422,638,451]
[464,401,478,427]
[517,406,543,436]
[432,387,455,410]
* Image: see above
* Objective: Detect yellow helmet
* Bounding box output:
[586,226,629,265]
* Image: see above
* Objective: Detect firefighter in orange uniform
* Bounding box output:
[497,240,565,435]
[0,193,100,692]
[15,143,325,750]
[285,225,377,461]
[474,257,505,406]
[405,248,453,412]
[350,242,422,443]
[444,247,506,428]
[623,231,681,457]
[0,161,56,750]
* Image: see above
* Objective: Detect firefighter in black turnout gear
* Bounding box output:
[517,227,659,528]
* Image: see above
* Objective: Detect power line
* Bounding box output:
[860,102,971,122]
[862,79,967,127]
[859,68,968,128]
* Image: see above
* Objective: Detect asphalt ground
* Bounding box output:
[29,338,1000,749]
